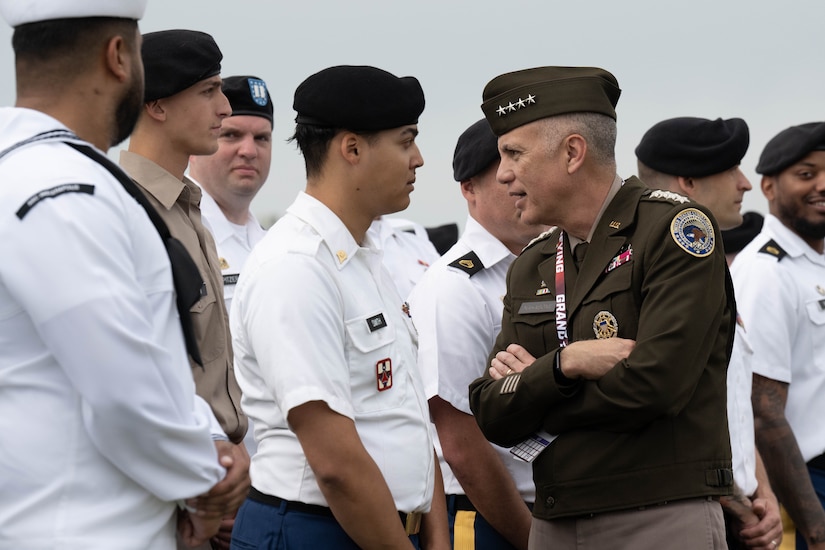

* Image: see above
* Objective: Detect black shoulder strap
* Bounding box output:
[64,142,204,367]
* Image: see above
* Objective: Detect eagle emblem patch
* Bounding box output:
[670,208,715,257]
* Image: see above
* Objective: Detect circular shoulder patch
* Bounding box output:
[670,208,715,257]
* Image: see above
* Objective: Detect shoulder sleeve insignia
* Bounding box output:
[757,239,787,261]
[448,251,484,277]
[670,207,715,257]
[16,183,95,220]
[647,189,690,204]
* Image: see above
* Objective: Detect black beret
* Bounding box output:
[756,122,825,176]
[721,211,764,254]
[481,66,621,136]
[142,29,222,103]
[293,65,425,132]
[222,75,273,125]
[635,117,750,178]
[453,119,500,181]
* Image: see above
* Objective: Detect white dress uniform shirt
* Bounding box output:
[731,214,825,462]
[232,191,436,513]
[727,324,758,496]
[197,189,267,313]
[0,108,224,549]
[407,216,535,501]
[367,215,441,299]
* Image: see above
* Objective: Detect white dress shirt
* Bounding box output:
[367,215,440,299]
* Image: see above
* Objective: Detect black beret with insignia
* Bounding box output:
[721,211,764,254]
[293,65,425,132]
[142,29,222,103]
[635,117,749,178]
[453,119,500,182]
[481,66,621,136]
[756,122,825,176]
[222,75,273,125]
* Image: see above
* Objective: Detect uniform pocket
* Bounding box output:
[345,311,405,413]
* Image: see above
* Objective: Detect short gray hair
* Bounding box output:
[538,112,617,166]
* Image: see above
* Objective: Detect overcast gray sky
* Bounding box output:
[2,0,823,231]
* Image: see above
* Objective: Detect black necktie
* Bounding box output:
[573,242,589,270]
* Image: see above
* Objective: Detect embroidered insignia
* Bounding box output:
[219,257,230,270]
[518,301,555,314]
[670,208,715,257]
[366,313,387,332]
[336,250,348,263]
[16,183,95,220]
[448,251,484,277]
[593,310,618,339]
[222,274,239,286]
[758,239,787,261]
[605,244,632,273]
[500,373,520,394]
[609,221,621,229]
[247,77,269,107]
[376,358,393,391]
[401,302,411,318]
[649,189,690,204]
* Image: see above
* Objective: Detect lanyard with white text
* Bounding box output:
[554,232,568,347]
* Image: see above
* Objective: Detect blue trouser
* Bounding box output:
[230,495,421,549]
[796,465,825,550]
[446,494,526,550]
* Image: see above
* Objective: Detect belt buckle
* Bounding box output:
[403,511,422,535]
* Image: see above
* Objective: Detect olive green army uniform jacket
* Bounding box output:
[469,177,734,520]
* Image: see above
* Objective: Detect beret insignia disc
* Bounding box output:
[670,208,715,257]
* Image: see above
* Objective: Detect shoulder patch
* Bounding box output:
[16,183,95,220]
[647,189,690,204]
[670,207,715,257]
[522,226,558,253]
[757,239,787,261]
[448,251,484,277]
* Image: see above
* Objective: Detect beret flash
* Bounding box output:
[481,66,621,136]
[223,75,273,125]
[293,65,425,132]
[756,122,825,176]
[635,117,750,178]
[453,119,500,182]
[142,29,222,103]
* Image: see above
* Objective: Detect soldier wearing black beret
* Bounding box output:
[230,65,450,549]
[636,117,753,230]
[469,67,735,549]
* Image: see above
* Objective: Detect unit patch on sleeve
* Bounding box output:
[757,239,787,261]
[376,358,393,391]
[448,251,484,277]
[670,208,715,257]
[16,183,95,219]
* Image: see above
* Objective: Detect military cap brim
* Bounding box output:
[481,66,621,136]
[453,119,500,181]
[756,122,825,176]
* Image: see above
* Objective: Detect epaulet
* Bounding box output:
[521,226,557,253]
[643,188,691,205]
[758,239,787,261]
[447,251,484,277]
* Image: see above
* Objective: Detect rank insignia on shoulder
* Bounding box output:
[648,189,690,204]
[522,227,556,252]
[500,373,520,395]
[448,251,484,277]
[670,208,715,257]
[376,358,393,391]
[17,183,95,220]
[758,239,787,261]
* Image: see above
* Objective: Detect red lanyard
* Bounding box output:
[555,232,568,347]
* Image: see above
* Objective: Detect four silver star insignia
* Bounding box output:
[496,94,536,116]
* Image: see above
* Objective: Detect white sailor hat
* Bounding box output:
[0,0,147,27]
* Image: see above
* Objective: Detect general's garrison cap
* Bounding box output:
[635,117,750,178]
[453,119,500,181]
[293,65,425,132]
[721,211,764,254]
[142,29,222,103]
[223,75,273,125]
[756,122,825,176]
[481,66,621,136]
[0,0,146,26]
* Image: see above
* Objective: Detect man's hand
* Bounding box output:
[177,508,222,548]
[490,344,536,379]
[209,515,236,550]
[186,441,251,517]
[559,338,635,380]
[739,495,783,549]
